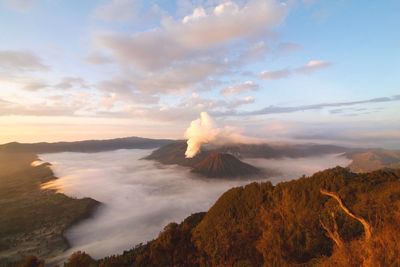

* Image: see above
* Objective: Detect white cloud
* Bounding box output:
[85,53,113,65]
[0,50,48,72]
[91,0,287,99]
[2,0,37,11]
[213,1,239,16]
[260,69,291,79]
[295,60,331,73]
[220,80,259,95]
[260,59,331,80]
[55,77,91,90]
[95,0,286,71]
[182,7,207,23]
[23,81,48,91]
[94,0,137,22]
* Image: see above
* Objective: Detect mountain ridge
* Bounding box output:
[0,136,173,154]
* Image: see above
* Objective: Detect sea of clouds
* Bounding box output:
[39,149,350,260]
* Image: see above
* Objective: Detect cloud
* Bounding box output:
[0,50,48,72]
[0,99,77,116]
[95,0,287,71]
[260,59,331,80]
[55,77,91,90]
[276,42,302,54]
[3,76,91,92]
[239,41,269,62]
[224,94,400,116]
[23,81,49,91]
[2,0,37,11]
[94,0,138,22]
[97,58,225,95]
[295,60,332,74]
[184,93,255,110]
[220,81,259,95]
[96,77,161,103]
[39,149,269,259]
[93,0,164,24]
[0,98,12,106]
[289,121,400,149]
[95,92,256,122]
[89,0,289,99]
[260,69,291,80]
[182,7,207,23]
[228,96,255,108]
[85,53,113,65]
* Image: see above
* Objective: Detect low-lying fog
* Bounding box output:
[39,149,350,260]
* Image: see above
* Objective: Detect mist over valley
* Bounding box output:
[39,148,351,260]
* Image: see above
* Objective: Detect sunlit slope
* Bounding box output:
[95,167,400,267]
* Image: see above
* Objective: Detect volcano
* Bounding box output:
[191,152,260,178]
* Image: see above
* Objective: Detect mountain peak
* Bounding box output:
[191,152,260,178]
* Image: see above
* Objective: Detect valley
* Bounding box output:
[1,138,399,266]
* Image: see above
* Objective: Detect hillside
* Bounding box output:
[0,152,99,265]
[144,142,261,178]
[146,142,400,175]
[50,167,400,267]
[191,152,260,178]
[0,137,172,154]
[346,149,400,173]
[143,140,205,167]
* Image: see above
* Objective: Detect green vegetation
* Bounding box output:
[0,152,99,266]
[34,166,398,267]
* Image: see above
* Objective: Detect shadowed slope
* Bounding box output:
[0,152,99,265]
[0,137,172,154]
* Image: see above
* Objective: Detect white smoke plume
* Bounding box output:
[184,112,260,158]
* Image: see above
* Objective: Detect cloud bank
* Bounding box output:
[39,149,350,260]
[260,60,331,80]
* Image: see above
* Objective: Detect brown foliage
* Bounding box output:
[56,167,400,267]
[17,256,44,267]
[64,251,96,267]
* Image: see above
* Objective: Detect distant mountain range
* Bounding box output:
[2,137,400,174]
[146,140,400,175]
[0,137,173,154]
[345,149,400,172]
[145,140,352,162]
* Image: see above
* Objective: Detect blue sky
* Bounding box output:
[0,0,399,147]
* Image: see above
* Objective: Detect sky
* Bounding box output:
[0,0,399,148]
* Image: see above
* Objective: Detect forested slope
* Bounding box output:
[87,167,400,267]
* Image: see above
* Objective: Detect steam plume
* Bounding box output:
[184,112,259,158]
